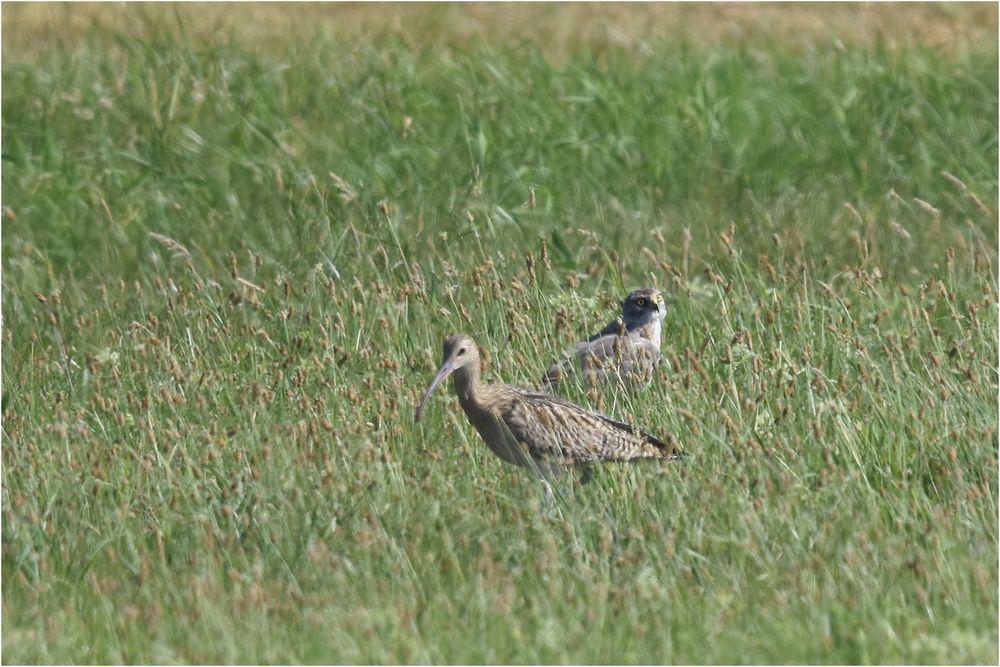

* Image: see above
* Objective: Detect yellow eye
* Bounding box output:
[635,297,647,307]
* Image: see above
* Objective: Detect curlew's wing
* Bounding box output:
[499,388,681,465]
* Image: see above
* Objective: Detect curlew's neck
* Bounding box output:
[451,362,483,409]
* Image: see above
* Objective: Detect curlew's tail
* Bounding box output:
[640,429,684,460]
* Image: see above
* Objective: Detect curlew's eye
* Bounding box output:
[635,297,647,307]
[457,347,467,356]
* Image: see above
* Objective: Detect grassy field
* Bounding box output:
[2,4,998,663]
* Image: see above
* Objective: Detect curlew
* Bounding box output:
[542,287,667,389]
[415,334,680,499]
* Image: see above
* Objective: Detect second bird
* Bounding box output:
[542,287,667,390]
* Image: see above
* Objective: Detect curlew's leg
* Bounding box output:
[540,477,558,514]
[532,460,564,514]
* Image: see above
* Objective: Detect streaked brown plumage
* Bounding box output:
[415,334,680,480]
[542,287,667,389]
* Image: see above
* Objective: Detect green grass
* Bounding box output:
[2,10,998,664]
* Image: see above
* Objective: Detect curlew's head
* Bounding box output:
[620,287,667,329]
[414,334,481,422]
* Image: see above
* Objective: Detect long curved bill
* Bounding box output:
[414,362,455,422]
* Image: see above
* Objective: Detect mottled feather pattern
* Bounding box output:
[489,385,675,466]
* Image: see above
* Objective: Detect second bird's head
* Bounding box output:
[414,333,480,422]
[620,287,667,328]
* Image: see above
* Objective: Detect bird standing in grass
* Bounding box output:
[415,334,680,500]
[542,287,667,390]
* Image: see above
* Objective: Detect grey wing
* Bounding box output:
[541,354,574,388]
[587,317,626,342]
[542,317,624,388]
[560,333,661,386]
[616,334,662,383]
[542,336,616,388]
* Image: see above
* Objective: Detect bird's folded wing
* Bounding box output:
[507,388,679,458]
[541,334,626,386]
[587,317,626,342]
